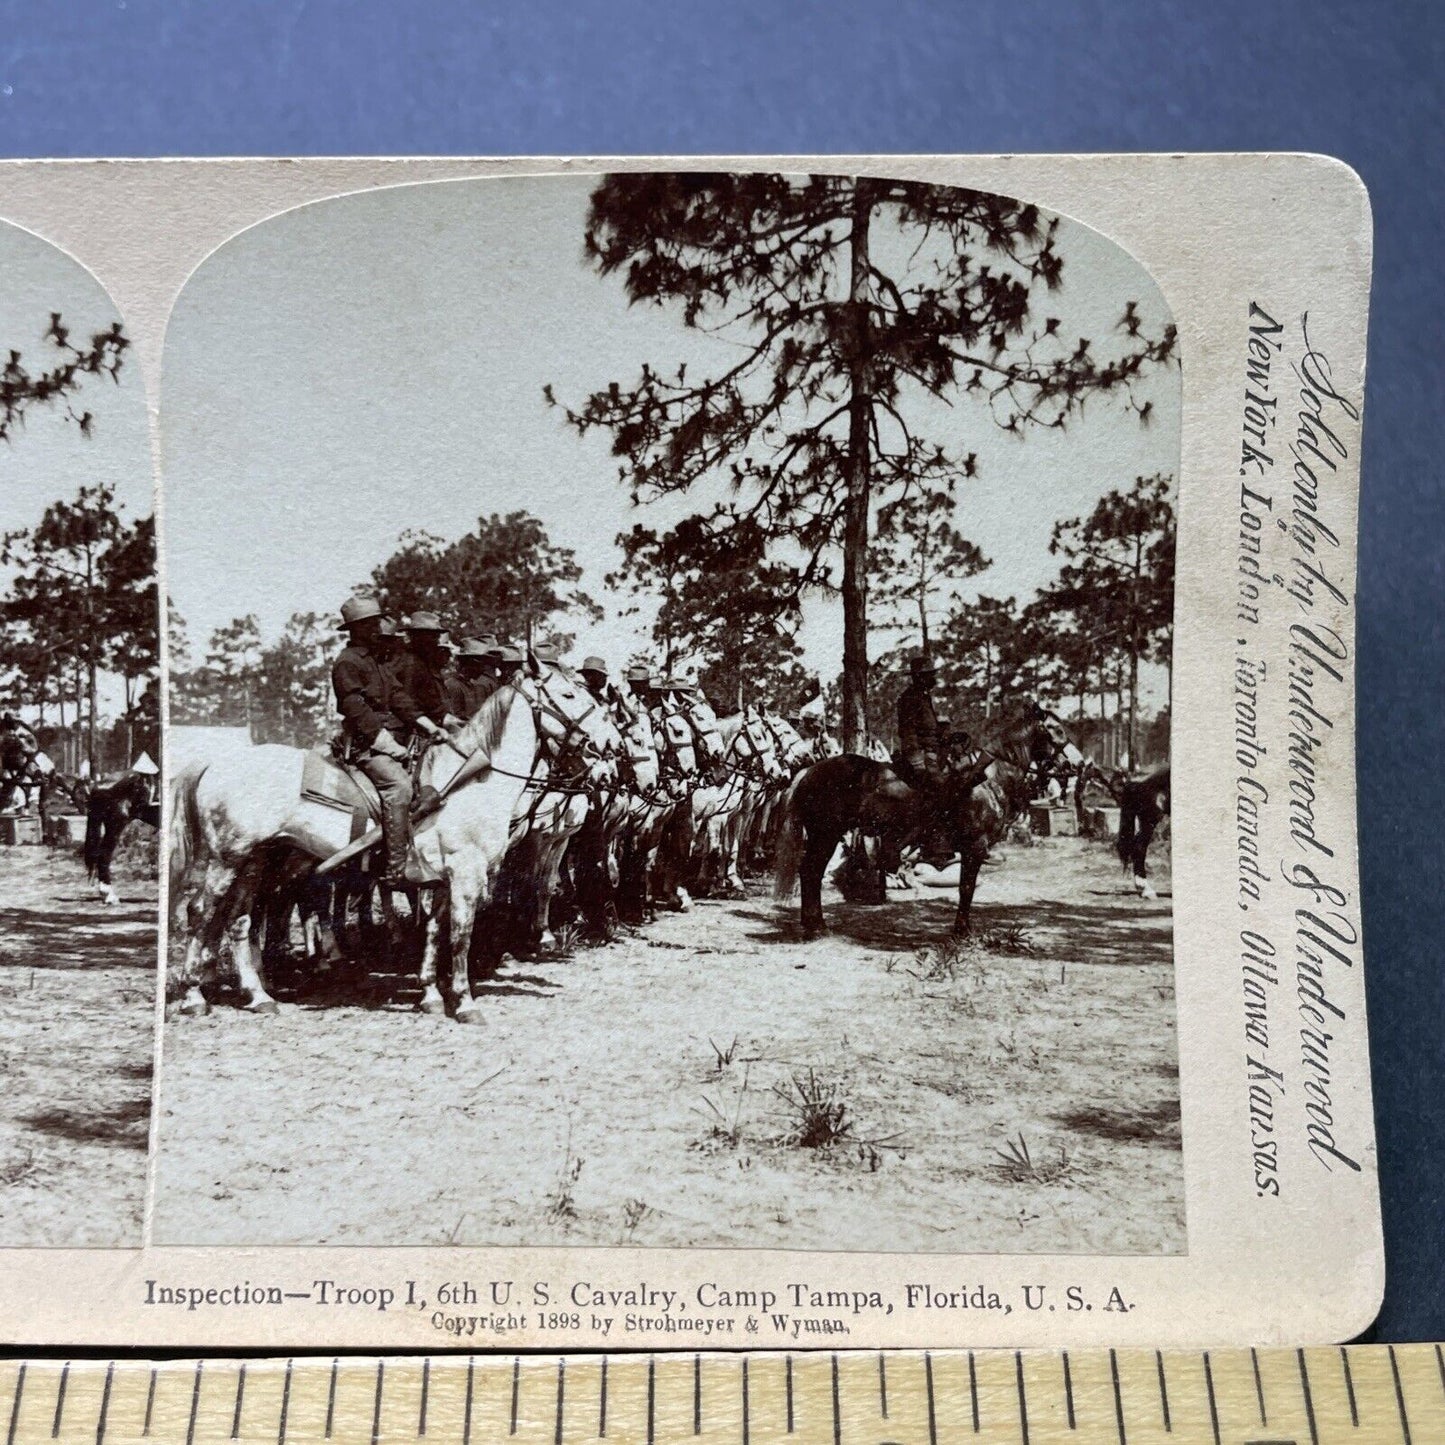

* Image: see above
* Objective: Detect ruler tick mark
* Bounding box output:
[1389,1346,1412,1445]
[832,1353,842,1445]
[52,1362,70,1439]
[647,1357,655,1445]
[1251,1347,1266,1425]
[926,1352,938,1445]
[1297,1349,1319,1445]
[277,1361,292,1445]
[1203,1353,1220,1445]
[7,1363,24,1445]
[143,1368,156,1440]
[1436,1344,1445,1402]
[968,1351,979,1433]
[1340,1347,1357,1428]
[419,1357,429,1437]
[371,1362,384,1445]
[462,1358,474,1445]
[1016,1352,1030,1445]
[787,1356,795,1433]
[1063,1352,1075,1430]
[325,1360,338,1440]
[1110,1349,1126,1445]
[510,1358,520,1437]
[877,1353,887,1421]
[1155,1351,1171,1433]
[692,1354,700,1436]
[232,1363,247,1440]
[186,1362,203,1445]
[599,1355,608,1438]
[95,1362,114,1445]
[554,1358,565,1445]
[742,1357,750,1445]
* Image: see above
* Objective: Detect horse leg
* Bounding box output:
[223,862,279,1014]
[414,885,450,1017]
[953,838,991,937]
[96,817,121,906]
[1135,813,1159,900]
[446,863,488,1025]
[799,827,835,939]
[171,858,238,1017]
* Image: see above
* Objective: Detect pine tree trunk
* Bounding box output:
[840,181,874,754]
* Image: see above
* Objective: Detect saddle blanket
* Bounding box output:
[300,749,380,842]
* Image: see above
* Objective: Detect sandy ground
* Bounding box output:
[0,841,156,1247]
[154,833,1181,1255]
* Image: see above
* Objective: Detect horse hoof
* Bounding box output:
[453,1005,486,1026]
[1140,884,1158,901]
[245,998,280,1016]
[676,890,692,913]
[417,993,447,1017]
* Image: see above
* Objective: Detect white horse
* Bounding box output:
[169,678,611,1022]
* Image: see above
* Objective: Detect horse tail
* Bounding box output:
[168,765,206,901]
[82,788,106,877]
[1116,782,1138,870]
[771,769,807,901]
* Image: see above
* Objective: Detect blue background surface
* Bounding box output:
[0,0,1438,1342]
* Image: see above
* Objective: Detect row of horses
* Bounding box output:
[166,661,1169,1023]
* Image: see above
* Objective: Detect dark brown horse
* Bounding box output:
[84,769,160,905]
[1113,766,1171,899]
[772,706,1054,938]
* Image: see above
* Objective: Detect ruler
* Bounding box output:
[1,1346,1441,1444]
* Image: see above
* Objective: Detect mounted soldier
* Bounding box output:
[578,655,609,703]
[0,712,42,809]
[493,644,525,686]
[394,611,464,732]
[330,596,443,887]
[894,652,944,791]
[452,637,502,720]
[625,664,654,708]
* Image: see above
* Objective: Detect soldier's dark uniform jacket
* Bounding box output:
[392,650,454,726]
[896,683,941,760]
[452,670,500,720]
[332,645,419,749]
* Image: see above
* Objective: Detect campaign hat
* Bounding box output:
[579,656,608,677]
[458,637,493,659]
[403,611,445,633]
[626,664,652,683]
[340,595,383,627]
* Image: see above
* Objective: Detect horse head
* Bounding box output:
[519,664,621,790]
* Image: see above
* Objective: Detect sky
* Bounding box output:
[0,218,154,719]
[162,173,1179,697]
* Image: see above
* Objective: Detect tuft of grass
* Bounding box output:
[546,1137,584,1224]
[620,1198,652,1238]
[709,1035,740,1071]
[974,924,1040,956]
[772,1069,853,1149]
[694,1064,752,1149]
[993,1132,1074,1186]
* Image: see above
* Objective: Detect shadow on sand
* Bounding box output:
[0,905,156,972]
[744,892,1171,968]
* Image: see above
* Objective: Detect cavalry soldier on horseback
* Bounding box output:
[331,596,444,887]
[894,653,944,791]
[625,664,654,707]
[493,644,525,685]
[394,611,465,732]
[452,637,502,719]
[578,655,610,702]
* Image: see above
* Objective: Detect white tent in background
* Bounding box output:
[132,751,159,775]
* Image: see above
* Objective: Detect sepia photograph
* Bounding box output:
[155,171,1182,1256]
[0,220,158,1247]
